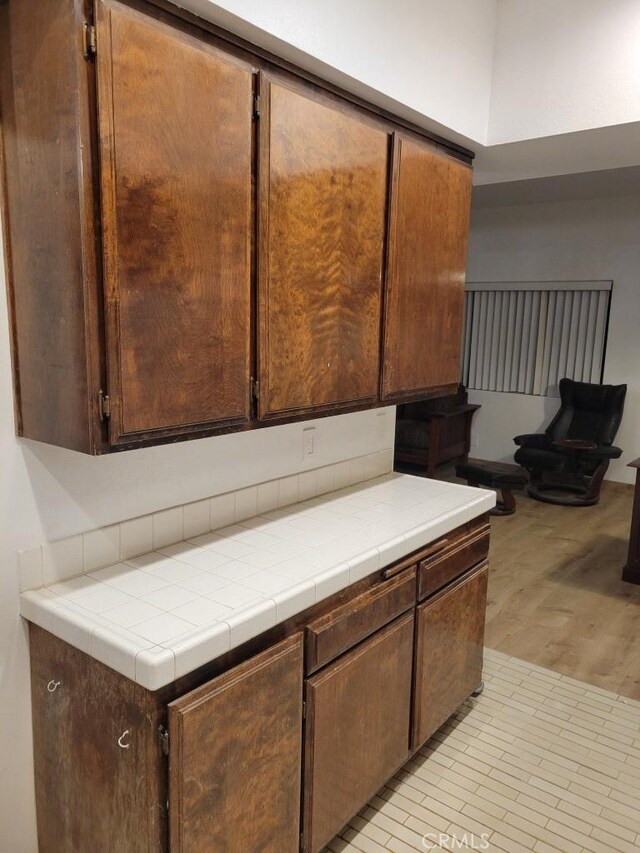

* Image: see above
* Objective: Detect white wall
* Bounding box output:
[466,192,640,484]
[489,0,640,144]
[0,208,395,848]
[176,0,499,145]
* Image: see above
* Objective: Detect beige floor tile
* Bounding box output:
[490,831,536,853]
[381,820,431,849]
[533,841,565,853]
[380,783,424,809]
[544,819,610,853]
[556,800,636,842]
[600,806,640,833]
[566,781,610,805]
[341,827,388,853]
[367,795,410,826]
[385,837,433,853]
[606,785,638,810]
[589,826,640,853]
[461,798,507,823]
[430,772,480,797]
[324,650,640,853]
[348,816,391,845]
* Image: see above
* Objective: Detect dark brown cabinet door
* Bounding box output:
[96,0,253,445]
[258,77,389,420]
[303,612,414,852]
[29,626,165,853]
[168,634,303,853]
[382,134,472,402]
[412,562,487,750]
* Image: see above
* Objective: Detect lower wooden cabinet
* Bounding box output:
[30,625,167,853]
[303,612,414,853]
[168,634,303,853]
[27,517,490,852]
[412,562,488,750]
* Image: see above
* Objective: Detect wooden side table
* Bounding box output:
[622,458,640,585]
[394,403,481,477]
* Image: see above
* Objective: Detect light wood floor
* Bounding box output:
[398,461,640,699]
[484,480,640,700]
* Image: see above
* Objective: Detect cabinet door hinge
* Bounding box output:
[251,378,260,401]
[302,700,306,720]
[98,390,111,421]
[158,725,169,757]
[252,93,260,122]
[300,831,305,851]
[83,22,97,60]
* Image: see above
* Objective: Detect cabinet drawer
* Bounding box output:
[305,568,416,674]
[418,524,489,600]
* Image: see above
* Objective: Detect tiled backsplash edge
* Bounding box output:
[17,450,394,593]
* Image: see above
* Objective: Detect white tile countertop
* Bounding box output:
[20,474,495,690]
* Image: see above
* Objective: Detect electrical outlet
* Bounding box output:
[303,427,316,460]
[470,433,479,449]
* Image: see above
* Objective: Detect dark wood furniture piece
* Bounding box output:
[622,458,640,585]
[456,460,528,516]
[514,379,626,507]
[28,514,490,852]
[0,0,474,455]
[394,388,480,476]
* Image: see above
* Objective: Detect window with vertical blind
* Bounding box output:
[462,281,612,397]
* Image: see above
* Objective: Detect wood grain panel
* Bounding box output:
[96,0,253,442]
[259,78,388,419]
[412,562,487,750]
[29,625,166,853]
[0,0,104,452]
[382,134,472,402]
[168,633,303,853]
[418,527,490,600]
[305,568,416,673]
[304,612,414,852]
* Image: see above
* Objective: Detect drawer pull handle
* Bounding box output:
[47,680,61,693]
[381,564,412,581]
[382,538,450,580]
[118,730,131,750]
[418,538,450,563]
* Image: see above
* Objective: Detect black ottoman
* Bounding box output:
[455,461,528,516]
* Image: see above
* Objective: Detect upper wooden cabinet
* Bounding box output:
[257,77,388,420]
[0,0,103,453]
[382,134,473,402]
[96,0,253,446]
[0,0,473,454]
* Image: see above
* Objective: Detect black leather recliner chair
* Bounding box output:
[514,378,626,506]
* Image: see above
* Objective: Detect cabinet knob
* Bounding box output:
[46,680,61,693]
[117,730,131,750]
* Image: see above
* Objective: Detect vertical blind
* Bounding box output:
[462,281,612,397]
